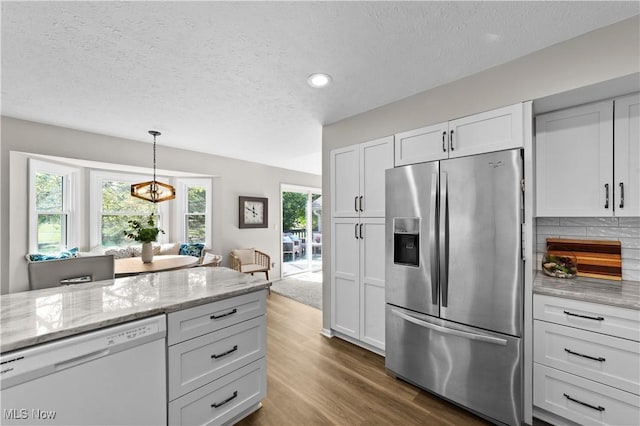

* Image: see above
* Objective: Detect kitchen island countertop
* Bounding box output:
[0,267,270,353]
[534,273,640,310]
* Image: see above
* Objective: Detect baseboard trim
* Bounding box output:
[331,330,385,357]
[320,328,334,338]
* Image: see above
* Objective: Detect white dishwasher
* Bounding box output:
[1,315,166,426]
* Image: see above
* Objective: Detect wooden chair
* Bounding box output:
[199,249,222,267]
[229,248,270,280]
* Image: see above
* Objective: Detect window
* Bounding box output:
[90,171,168,248]
[29,159,79,253]
[177,179,212,247]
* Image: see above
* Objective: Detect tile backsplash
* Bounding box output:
[536,217,640,282]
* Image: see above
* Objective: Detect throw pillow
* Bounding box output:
[105,247,134,259]
[26,247,79,262]
[159,242,181,255]
[179,243,205,258]
[233,248,255,264]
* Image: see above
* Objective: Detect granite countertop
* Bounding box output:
[0,267,270,353]
[534,273,640,310]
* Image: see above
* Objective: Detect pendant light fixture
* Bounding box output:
[130,130,176,203]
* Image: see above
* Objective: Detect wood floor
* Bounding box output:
[238,293,489,426]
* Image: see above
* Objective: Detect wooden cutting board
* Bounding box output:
[546,238,622,281]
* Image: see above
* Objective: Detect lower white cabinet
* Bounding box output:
[534,363,639,426]
[167,290,267,425]
[331,217,385,351]
[533,294,640,426]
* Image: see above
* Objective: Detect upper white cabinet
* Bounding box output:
[536,93,638,217]
[331,136,393,218]
[394,103,524,166]
[614,93,640,217]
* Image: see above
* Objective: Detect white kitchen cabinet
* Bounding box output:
[533,294,640,426]
[614,93,640,217]
[331,136,393,218]
[394,103,524,166]
[167,290,267,426]
[331,217,385,351]
[536,93,639,217]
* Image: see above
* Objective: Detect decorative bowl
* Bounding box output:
[542,253,578,279]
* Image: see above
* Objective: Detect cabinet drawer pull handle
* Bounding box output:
[211,345,238,359]
[442,131,447,152]
[449,130,455,151]
[604,183,609,209]
[210,308,237,320]
[619,182,625,208]
[563,310,604,321]
[211,391,238,408]
[563,393,605,412]
[564,348,605,362]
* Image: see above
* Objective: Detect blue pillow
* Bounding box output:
[28,247,79,262]
[179,243,204,258]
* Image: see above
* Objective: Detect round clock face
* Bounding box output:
[244,201,264,224]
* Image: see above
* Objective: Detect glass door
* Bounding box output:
[281,185,322,277]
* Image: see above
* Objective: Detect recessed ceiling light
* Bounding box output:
[307,73,332,88]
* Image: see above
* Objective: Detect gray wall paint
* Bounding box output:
[536,217,640,281]
[1,116,321,293]
[321,17,640,330]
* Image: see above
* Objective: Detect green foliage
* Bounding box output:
[123,213,165,243]
[35,173,63,211]
[282,192,307,230]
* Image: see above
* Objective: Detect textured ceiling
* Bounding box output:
[2,2,638,175]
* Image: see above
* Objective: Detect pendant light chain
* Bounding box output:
[152,133,157,187]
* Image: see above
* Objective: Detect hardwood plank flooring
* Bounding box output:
[238,293,490,426]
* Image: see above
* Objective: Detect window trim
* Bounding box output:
[29,159,80,253]
[90,170,170,248]
[175,178,212,248]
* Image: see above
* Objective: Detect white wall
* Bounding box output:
[321,16,640,330]
[1,117,321,293]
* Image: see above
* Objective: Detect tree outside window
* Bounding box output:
[34,172,67,253]
[101,180,158,247]
[185,186,206,243]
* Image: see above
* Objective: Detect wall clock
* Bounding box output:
[239,196,268,228]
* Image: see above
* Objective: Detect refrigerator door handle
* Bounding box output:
[391,309,508,346]
[429,173,438,305]
[439,173,449,307]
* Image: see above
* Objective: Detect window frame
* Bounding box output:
[90,170,170,248]
[29,159,80,253]
[175,178,212,248]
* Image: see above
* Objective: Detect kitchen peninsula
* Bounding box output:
[0,267,270,426]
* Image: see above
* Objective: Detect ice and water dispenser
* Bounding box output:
[393,217,420,267]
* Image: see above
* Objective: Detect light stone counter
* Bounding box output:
[0,267,270,353]
[534,273,640,310]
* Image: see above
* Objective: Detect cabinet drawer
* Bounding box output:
[168,290,266,345]
[534,364,640,426]
[168,316,266,401]
[534,320,640,395]
[169,358,266,426]
[533,294,640,341]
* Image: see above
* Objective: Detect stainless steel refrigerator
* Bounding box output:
[385,149,523,425]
